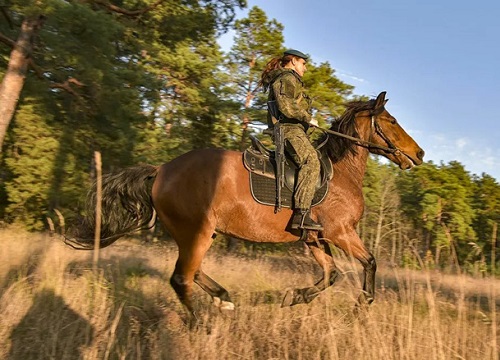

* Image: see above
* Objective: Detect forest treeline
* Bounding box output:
[0,1,498,275]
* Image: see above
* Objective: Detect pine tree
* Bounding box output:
[472,173,500,273]
[397,161,476,270]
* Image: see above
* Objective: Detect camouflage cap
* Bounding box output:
[283,49,309,60]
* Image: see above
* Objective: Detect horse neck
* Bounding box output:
[331,116,371,183]
[332,146,369,183]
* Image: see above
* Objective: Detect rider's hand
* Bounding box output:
[309,118,319,127]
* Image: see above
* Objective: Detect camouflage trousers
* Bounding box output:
[282,124,320,210]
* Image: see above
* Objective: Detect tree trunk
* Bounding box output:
[238,54,256,152]
[239,113,250,151]
[492,221,497,275]
[374,179,393,258]
[390,210,397,265]
[374,199,385,258]
[0,16,44,151]
[239,90,255,151]
[441,221,461,274]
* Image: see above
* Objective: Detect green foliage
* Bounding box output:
[3,100,62,229]
[396,161,479,269]
[303,62,354,126]
[472,174,500,271]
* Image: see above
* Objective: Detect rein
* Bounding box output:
[315,115,402,155]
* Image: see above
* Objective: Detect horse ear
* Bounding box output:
[375,91,388,109]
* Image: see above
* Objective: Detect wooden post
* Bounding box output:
[53,208,65,236]
[93,151,102,272]
[46,216,55,237]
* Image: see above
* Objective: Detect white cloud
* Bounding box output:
[337,70,367,84]
[455,138,468,149]
[420,134,500,179]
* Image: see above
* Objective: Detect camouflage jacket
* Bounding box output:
[263,68,312,130]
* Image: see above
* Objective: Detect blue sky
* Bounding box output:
[219,0,500,180]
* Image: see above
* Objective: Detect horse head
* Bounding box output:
[359,91,425,169]
[323,92,424,170]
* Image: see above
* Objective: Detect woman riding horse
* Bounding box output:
[67,91,424,322]
[259,49,322,231]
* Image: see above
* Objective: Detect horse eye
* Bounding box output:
[390,119,397,125]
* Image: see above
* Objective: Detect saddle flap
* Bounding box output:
[243,151,329,209]
[243,148,296,190]
[243,135,333,209]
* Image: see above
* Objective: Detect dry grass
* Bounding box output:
[0,228,498,360]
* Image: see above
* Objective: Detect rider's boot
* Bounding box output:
[291,209,323,231]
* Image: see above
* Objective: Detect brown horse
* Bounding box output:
[67,91,424,319]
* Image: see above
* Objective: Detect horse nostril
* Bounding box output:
[417,149,425,160]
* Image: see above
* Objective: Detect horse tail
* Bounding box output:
[65,164,159,250]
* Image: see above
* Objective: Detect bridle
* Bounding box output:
[369,111,402,156]
[315,109,402,156]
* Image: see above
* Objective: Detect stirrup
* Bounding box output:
[301,220,323,231]
[291,210,323,231]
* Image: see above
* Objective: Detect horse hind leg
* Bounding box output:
[170,259,234,328]
[168,226,236,323]
[282,240,340,307]
[194,270,234,311]
[169,232,215,323]
[170,266,199,322]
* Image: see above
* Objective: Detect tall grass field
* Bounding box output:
[0,228,498,359]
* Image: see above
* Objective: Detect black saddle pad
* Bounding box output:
[243,137,332,209]
[248,172,328,208]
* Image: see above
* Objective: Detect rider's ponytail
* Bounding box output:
[258,54,295,91]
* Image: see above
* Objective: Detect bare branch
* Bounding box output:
[50,77,86,98]
[28,59,44,79]
[0,32,15,48]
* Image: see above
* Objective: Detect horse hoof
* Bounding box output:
[213,297,235,310]
[357,292,374,306]
[220,301,235,311]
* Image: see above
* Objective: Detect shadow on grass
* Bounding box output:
[65,255,190,359]
[8,288,93,360]
[1,246,46,293]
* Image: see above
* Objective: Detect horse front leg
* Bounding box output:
[331,229,377,306]
[358,253,377,305]
[318,226,377,306]
[281,239,341,307]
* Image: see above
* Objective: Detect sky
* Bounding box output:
[218,0,500,180]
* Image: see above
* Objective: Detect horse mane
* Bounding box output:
[317,98,377,163]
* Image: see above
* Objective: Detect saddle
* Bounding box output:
[243,136,333,209]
